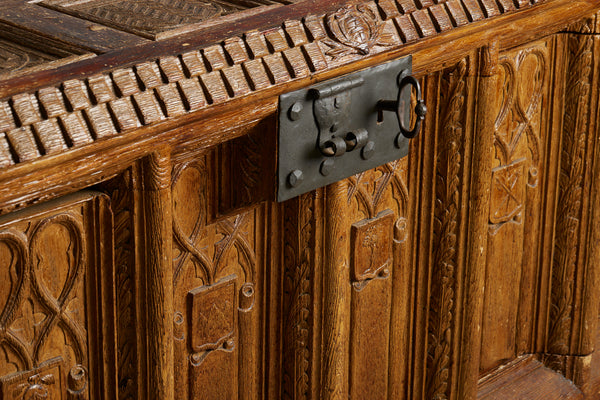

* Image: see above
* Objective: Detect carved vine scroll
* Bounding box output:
[426,58,468,400]
[547,30,594,361]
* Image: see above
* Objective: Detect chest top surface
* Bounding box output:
[0,0,597,212]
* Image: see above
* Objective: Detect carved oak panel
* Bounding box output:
[0,192,115,399]
[0,356,66,400]
[425,57,472,400]
[0,2,597,399]
[340,159,409,399]
[188,275,236,353]
[0,38,58,75]
[351,209,394,284]
[40,0,291,39]
[481,38,551,372]
[171,155,266,400]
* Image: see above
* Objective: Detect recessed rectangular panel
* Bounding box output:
[39,0,291,39]
[188,276,237,353]
[0,38,59,76]
[0,357,66,400]
[351,209,394,283]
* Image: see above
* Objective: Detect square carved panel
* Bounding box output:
[490,159,525,224]
[0,357,66,400]
[188,275,236,353]
[351,209,394,283]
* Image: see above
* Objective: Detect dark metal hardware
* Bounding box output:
[278,56,423,202]
[312,77,364,157]
[321,129,370,157]
[377,75,427,139]
[287,169,304,187]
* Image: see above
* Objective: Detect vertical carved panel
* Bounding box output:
[420,46,499,400]
[280,154,409,399]
[426,58,469,400]
[171,156,264,400]
[346,159,409,399]
[321,180,349,399]
[349,209,393,399]
[217,118,276,216]
[0,192,115,399]
[546,29,596,378]
[281,192,318,400]
[480,39,550,372]
[572,16,600,395]
[140,151,174,398]
[98,170,138,400]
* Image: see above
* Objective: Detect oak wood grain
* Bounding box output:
[139,151,174,398]
[478,355,583,400]
[458,42,498,398]
[0,3,598,400]
[321,180,350,399]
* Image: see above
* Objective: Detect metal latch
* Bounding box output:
[277,55,426,202]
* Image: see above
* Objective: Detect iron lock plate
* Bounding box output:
[277,55,415,202]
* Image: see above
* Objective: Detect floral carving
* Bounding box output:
[426,60,467,400]
[101,171,138,399]
[282,193,314,400]
[322,5,394,60]
[547,33,593,357]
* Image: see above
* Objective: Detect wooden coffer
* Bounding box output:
[0,0,600,399]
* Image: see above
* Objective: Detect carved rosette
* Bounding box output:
[565,12,599,35]
[322,4,395,60]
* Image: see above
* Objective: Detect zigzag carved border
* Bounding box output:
[0,0,543,168]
